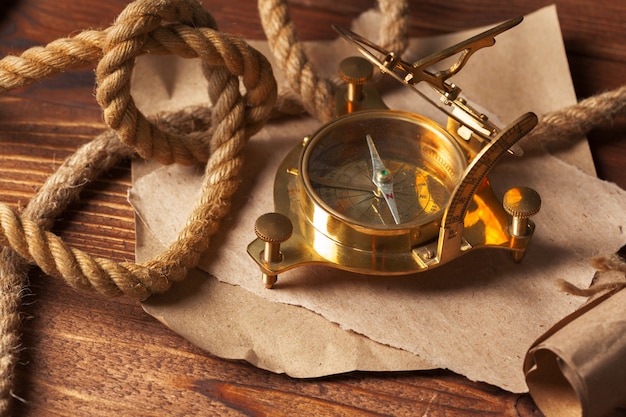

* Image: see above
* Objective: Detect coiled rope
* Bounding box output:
[0,0,281,413]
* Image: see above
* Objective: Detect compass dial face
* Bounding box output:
[311,159,448,226]
[301,110,467,230]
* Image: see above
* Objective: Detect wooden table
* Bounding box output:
[1,0,625,415]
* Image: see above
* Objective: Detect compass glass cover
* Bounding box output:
[302,110,467,229]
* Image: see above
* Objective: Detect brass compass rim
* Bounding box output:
[299,109,468,235]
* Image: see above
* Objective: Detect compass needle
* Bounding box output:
[366,134,401,224]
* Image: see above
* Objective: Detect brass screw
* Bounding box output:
[254,212,293,288]
[503,186,541,262]
[338,56,373,103]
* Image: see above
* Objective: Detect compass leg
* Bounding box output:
[254,213,293,289]
[261,241,279,289]
[503,187,541,263]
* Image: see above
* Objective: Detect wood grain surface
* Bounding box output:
[0,0,625,416]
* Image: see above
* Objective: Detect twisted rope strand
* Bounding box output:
[257,0,336,122]
[0,131,135,416]
[376,0,410,57]
[0,250,28,415]
[524,84,626,149]
[257,0,410,123]
[0,30,105,93]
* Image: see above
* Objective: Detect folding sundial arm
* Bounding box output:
[333,16,524,143]
[401,16,523,98]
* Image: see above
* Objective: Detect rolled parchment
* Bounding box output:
[524,283,626,417]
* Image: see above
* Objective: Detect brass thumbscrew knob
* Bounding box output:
[503,186,541,262]
[254,212,293,288]
[338,56,373,103]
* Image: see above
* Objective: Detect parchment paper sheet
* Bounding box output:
[131,6,626,393]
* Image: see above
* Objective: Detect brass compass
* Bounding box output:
[248,17,541,288]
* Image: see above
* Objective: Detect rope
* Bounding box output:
[0,132,136,414]
[257,0,410,122]
[257,0,335,122]
[523,84,626,150]
[0,0,277,414]
[0,0,278,296]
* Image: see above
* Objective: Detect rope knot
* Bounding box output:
[0,0,277,299]
[93,0,276,165]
